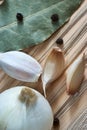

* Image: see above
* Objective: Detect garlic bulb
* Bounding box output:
[0,51,42,82]
[66,53,85,94]
[0,86,53,130]
[42,47,65,97]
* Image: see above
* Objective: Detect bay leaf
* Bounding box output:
[0,0,82,52]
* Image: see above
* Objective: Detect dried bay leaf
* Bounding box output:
[0,0,82,52]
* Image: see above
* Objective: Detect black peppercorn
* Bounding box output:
[56,38,63,45]
[53,117,59,126]
[16,13,23,22]
[51,14,59,23]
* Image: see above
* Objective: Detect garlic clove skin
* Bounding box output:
[42,47,65,96]
[66,54,85,95]
[0,0,4,5]
[0,86,53,130]
[0,51,42,82]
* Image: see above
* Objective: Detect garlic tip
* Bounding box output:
[19,87,36,105]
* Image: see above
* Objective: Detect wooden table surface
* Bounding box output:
[0,0,87,130]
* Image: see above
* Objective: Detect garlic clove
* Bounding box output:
[0,51,42,82]
[42,47,65,97]
[0,86,53,130]
[0,0,4,5]
[66,53,85,95]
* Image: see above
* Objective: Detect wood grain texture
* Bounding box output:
[0,0,87,130]
[67,108,87,130]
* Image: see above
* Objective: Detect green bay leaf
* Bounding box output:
[0,0,82,52]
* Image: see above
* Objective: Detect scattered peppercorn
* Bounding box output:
[53,117,59,126]
[51,14,59,23]
[56,38,63,45]
[16,13,23,22]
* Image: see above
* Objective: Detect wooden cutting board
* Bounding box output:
[0,0,87,130]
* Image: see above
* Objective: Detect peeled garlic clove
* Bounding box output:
[0,86,53,130]
[66,54,85,95]
[0,51,42,82]
[42,47,65,96]
[0,0,4,5]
